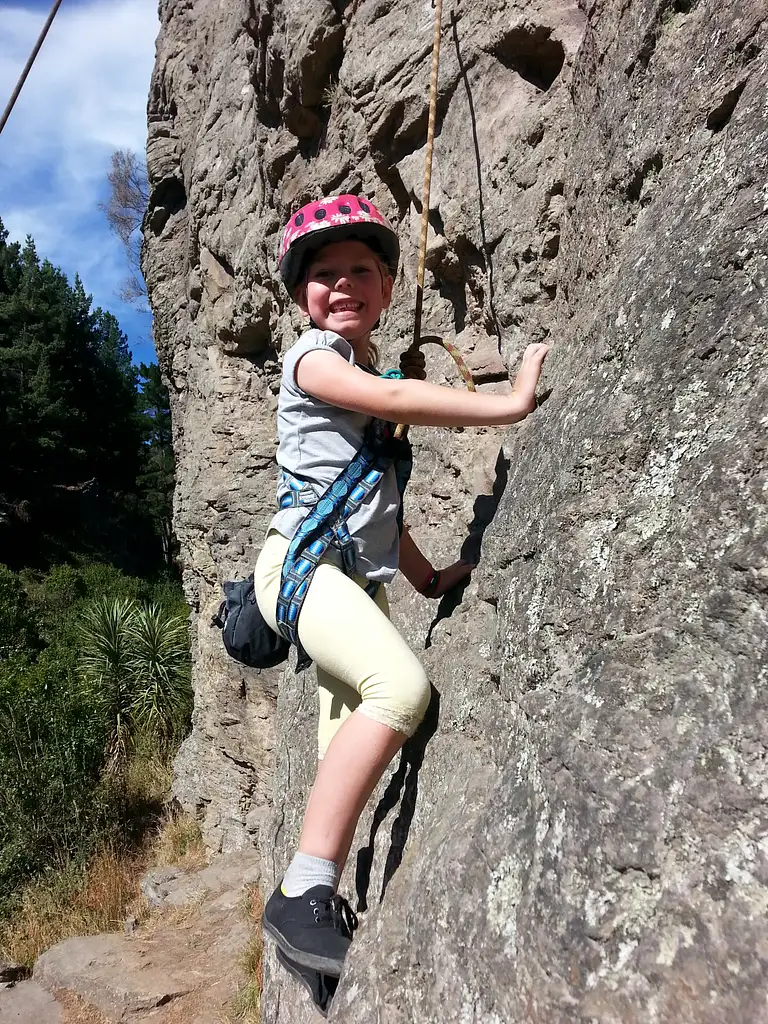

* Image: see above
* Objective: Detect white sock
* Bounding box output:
[281,852,338,897]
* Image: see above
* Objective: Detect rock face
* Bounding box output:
[142,0,768,1021]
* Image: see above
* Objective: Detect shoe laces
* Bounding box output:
[309,893,359,938]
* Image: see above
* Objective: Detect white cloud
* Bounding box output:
[0,0,158,360]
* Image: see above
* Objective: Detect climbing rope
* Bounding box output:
[395,0,475,440]
[412,335,475,390]
[0,0,64,138]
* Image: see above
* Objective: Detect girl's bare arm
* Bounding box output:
[400,526,475,597]
[295,344,549,428]
[398,526,435,590]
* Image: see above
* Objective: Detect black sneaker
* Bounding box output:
[275,948,339,1018]
[262,883,358,976]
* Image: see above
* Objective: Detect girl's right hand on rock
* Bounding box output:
[511,343,549,417]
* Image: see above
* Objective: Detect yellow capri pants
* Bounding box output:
[254,530,430,758]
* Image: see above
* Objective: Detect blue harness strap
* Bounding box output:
[275,439,391,655]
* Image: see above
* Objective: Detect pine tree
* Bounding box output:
[136,363,175,564]
[0,217,170,569]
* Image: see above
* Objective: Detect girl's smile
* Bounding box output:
[298,240,393,345]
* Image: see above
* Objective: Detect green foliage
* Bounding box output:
[0,565,39,658]
[78,597,138,771]
[0,562,191,918]
[78,598,191,769]
[0,225,139,525]
[0,216,189,922]
[136,362,175,565]
[125,604,192,740]
[0,216,176,572]
[0,647,111,911]
[41,564,88,606]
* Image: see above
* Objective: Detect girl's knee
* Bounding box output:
[362,662,430,737]
[403,666,431,734]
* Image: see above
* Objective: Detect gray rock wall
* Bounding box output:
[143,0,768,1019]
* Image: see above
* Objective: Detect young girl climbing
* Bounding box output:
[255,194,548,980]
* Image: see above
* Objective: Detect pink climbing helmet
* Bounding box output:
[278,194,400,292]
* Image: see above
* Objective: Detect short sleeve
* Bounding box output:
[282,329,355,396]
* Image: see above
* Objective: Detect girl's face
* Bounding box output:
[296,240,393,343]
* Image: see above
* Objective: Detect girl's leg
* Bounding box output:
[311,583,404,873]
[255,535,430,974]
[256,534,429,858]
[301,709,406,869]
[315,581,389,758]
[294,563,429,869]
[316,667,360,760]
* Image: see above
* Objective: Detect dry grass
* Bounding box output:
[243,886,264,985]
[0,846,146,968]
[125,882,208,942]
[0,743,206,972]
[122,810,208,934]
[124,747,173,806]
[321,81,346,110]
[55,988,111,1024]
[225,887,264,1024]
[152,811,207,872]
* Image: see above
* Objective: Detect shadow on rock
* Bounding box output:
[462,447,510,564]
[354,684,441,912]
[425,448,509,649]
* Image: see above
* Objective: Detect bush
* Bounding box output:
[78,598,192,770]
[0,651,112,914]
[40,564,88,607]
[127,603,192,740]
[0,561,191,918]
[0,565,39,658]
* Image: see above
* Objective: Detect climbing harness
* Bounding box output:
[275,419,411,668]
[213,413,411,674]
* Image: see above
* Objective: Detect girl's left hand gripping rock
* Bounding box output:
[432,559,475,597]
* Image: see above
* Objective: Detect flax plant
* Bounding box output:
[78,598,191,773]
[78,597,136,773]
[127,603,191,741]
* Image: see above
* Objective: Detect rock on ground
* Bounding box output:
[16,852,261,1024]
[0,980,63,1024]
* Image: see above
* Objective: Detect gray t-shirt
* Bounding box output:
[268,329,400,583]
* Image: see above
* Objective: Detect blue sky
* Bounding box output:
[0,0,159,365]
